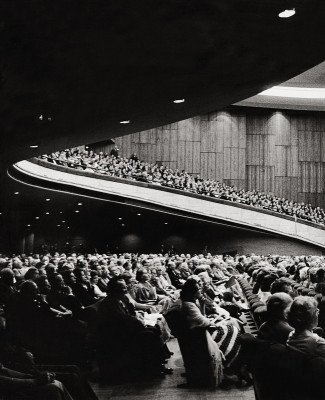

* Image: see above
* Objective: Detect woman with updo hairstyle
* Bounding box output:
[287,296,325,357]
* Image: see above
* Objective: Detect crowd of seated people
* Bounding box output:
[1,250,325,393]
[39,148,325,225]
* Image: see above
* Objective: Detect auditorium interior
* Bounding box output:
[1,1,325,399]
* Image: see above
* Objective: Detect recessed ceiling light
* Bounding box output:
[27,224,31,227]
[278,9,295,18]
[67,226,70,229]
[46,198,50,201]
[118,217,122,220]
[62,220,66,223]
[57,224,61,227]
[173,99,185,103]
[121,224,125,227]
[164,222,168,225]
[137,213,141,216]
[45,212,50,215]
[77,202,83,206]
[30,145,39,149]
[14,192,19,195]
[39,115,43,120]
[75,210,79,213]
[120,120,130,124]
[0,213,2,215]
[35,216,39,219]
[59,211,63,214]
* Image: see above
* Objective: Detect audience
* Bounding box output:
[41,149,325,225]
[1,249,325,391]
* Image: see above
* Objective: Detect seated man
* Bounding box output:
[97,277,171,380]
[258,293,293,344]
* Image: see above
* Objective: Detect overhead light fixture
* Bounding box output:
[27,224,31,227]
[278,9,295,18]
[120,120,130,124]
[39,115,43,120]
[258,86,325,98]
[45,212,50,215]
[164,222,168,225]
[14,192,19,195]
[121,224,125,227]
[67,226,70,229]
[57,224,61,227]
[35,216,40,219]
[173,99,185,103]
[62,220,66,223]
[46,198,50,201]
[118,217,122,220]
[77,202,83,206]
[59,211,63,214]
[75,210,79,213]
[137,213,141,216]
[30,145,39,149]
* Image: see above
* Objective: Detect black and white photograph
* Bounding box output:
[1,1,325,399]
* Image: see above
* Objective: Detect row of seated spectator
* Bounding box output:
[236,254,325,399]
[39,148,325,225]
[1,250,325,395]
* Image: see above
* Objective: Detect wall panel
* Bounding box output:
[104,109,325,209]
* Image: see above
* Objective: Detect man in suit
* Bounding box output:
[97,278,171,381]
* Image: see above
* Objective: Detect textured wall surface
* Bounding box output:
[108,108,325,208]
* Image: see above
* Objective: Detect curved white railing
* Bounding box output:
[12,160,325,249]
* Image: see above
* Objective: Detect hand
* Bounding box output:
[35,371,56,384]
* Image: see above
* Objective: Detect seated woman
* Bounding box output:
[134,268,173,313]
[258,293,293,344]
[287,296,325,357]
[180,276,241,368]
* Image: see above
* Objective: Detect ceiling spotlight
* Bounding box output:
[0,213,2,215]
[67,226,70,229]
[164,222,168,225]
[77,202,83,206]
[57,224,61,227]
[59,211,63,214]
[30,145,39,149]
[62,220,66,223]
[278,9,295,18]
[121,224,125,227]
[14,192,19,195]
[46,198,50,201]
[48,117,52,121]
[137,213,141,216]
[75,210,79,213]
[39,115,43,120]
[118,217,122,220]
[173,99,185,103]
[120,120,130,124]
[45,212,50,215]
[27,224,31,227]
[35,216,40,219]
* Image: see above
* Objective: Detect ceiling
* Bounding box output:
[2,0,325,252]
[2,0,325,169]
[236,61,325,110]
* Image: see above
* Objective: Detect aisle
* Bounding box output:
[91,338,255,400]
